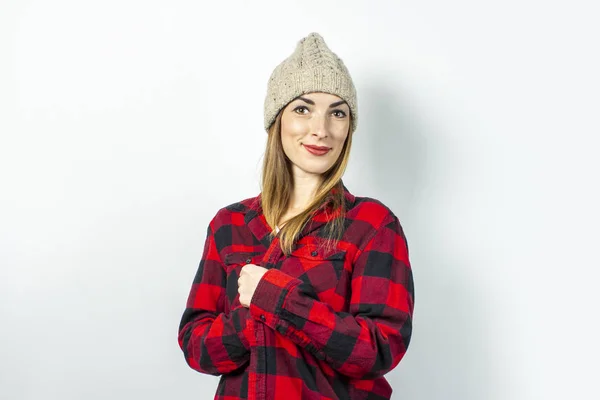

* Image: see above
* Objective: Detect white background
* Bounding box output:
[1,1,598,399]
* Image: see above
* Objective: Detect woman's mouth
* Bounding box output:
[303,144,331,156]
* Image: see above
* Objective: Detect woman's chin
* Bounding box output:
[297,165,332,176]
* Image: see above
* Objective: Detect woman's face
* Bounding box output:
[280,92,350,178]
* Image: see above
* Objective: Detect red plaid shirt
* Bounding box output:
[178,182,414,399]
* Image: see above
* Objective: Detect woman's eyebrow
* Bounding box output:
[297,96,348,108]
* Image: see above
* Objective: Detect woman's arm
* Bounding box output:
[248,213,414,380]
[178,219,251,376]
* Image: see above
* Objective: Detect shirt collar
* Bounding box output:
[244,180,355,248]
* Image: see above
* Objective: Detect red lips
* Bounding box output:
[304,144,330,150]
[303,144,331,155]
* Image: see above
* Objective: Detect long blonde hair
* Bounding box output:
[260,109,354,256]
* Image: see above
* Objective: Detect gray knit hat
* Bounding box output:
[264,32,358,134]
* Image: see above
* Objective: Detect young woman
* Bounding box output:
[178,32,415,400]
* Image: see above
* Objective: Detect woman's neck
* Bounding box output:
[288,175,322,210]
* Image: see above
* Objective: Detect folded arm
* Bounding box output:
[249,213,415,380]
[178,221,251,376]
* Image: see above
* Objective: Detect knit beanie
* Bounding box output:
[263,32,358,134]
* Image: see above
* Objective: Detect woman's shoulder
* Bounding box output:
[338,193,407,256]
[348,193,399,229]
[207,193,261,228]
[222,193,261,214]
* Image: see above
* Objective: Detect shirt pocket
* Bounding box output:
[223,251,263,308]
[287,244,349,311]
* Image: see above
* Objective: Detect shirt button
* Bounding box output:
[260,315,266,321]
[245,257,252,263]
[311,250,318,257]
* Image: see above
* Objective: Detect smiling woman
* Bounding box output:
[280,92,350,177]
[178,32,414,400]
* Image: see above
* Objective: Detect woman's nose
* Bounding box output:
[311,114,328,137]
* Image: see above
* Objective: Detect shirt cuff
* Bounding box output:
[230,305,252,350]
[249,268,302,329]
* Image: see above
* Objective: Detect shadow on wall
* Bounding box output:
[359,82,495,399]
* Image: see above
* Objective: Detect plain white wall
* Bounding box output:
[1,1,598,399]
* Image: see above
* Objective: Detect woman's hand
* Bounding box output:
[238,264,269,307]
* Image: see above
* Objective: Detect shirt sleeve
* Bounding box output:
[248,213,414,380]
[178,221,252,376]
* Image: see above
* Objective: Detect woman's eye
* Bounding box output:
[293,106,309,114]
[332,109,347,118]
[293,106,346,118]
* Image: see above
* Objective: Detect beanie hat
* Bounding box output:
[263,32,358,134]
